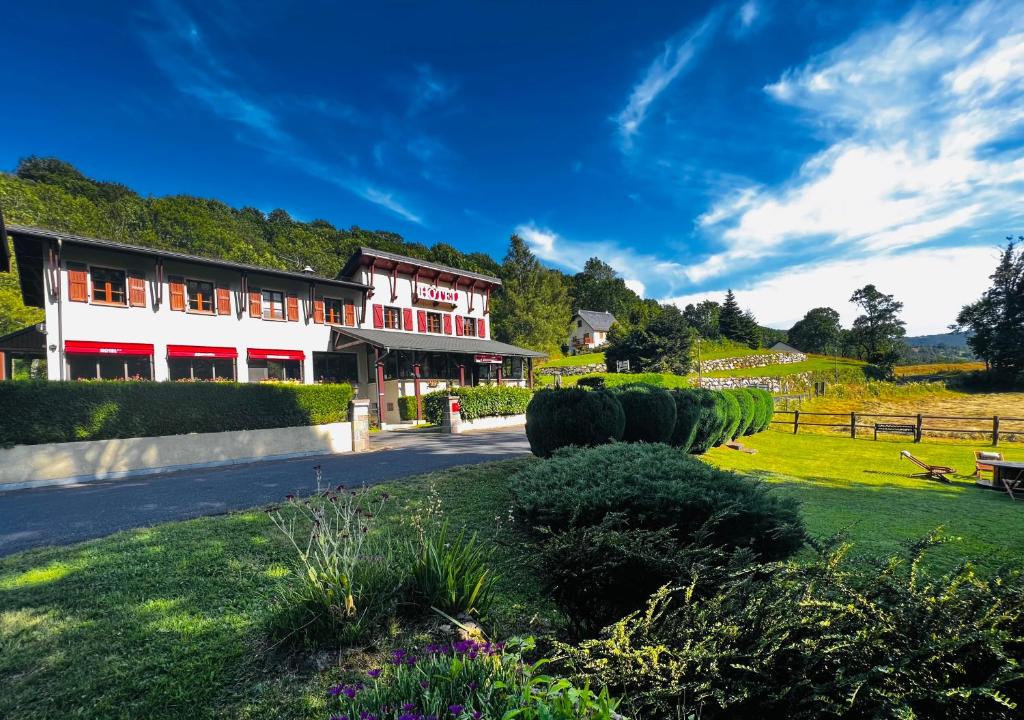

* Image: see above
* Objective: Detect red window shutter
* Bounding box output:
[313,299,325,324]
[455,316,464,336]
[344,302,356,326]
[286,295,299,322]
[417,310,427,333]
[249,291,262,318]
[372,303,384,328]
[169,277,186,311]
[128,274,146,307]
[443,314,452,335]
[68,264,88,302]
[216,287,231,315]
[478,318,486,338]
[402,308,413,331]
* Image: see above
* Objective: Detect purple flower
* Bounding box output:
[329,716,349,720]
[472,713,483,720]
[367,668,382,679]
[405,655,418,666]
[391,649,407,665]
[419,680,430,689]
[328,685,343,697]
[448,705,463,716]
[342,685,358,699]
[467,680,479,690]
[398,715,416,720]
[402,703,417,711]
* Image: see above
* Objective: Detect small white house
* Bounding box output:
[568,310,616,354]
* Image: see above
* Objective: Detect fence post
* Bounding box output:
[793,409,800,435]
[850,411,857,439]
[915,414,923,443]
[993,416,1000,447]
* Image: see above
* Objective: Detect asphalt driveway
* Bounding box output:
[0,428,531,557]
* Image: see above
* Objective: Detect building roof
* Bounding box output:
[770,341,801,353]
[331,326,546,358]
[339,247,502,287]
[6,224,371,308]
[0,210,10,272]
[0,322,45,351]
[574,310,616,332]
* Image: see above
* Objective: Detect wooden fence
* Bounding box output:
[771,410,1024,446]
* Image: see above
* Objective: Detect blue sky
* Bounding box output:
[3,0,1023,334]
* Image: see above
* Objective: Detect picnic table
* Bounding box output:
[988,460,1024,500]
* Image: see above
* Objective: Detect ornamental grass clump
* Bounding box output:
[267,467,405,644]
[407,519,498,617]
[325,637,619,720]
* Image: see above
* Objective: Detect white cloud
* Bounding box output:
[692,0,1024,282]
[663,244,999,335]
[733,0,761,36]
[615,10,722,150]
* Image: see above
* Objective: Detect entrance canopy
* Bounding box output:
[330,326,546,358]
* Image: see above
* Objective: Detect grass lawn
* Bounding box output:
[702,354,868,378]
[0,459,548,720]
[696,339,774,361]
[541,352,605,368]
[704,430,1024,572]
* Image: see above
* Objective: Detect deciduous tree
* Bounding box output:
[788,307,842,354]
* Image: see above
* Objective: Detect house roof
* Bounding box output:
[331,326,546,358]
[0,322,45,351]
[574,310,616,332]
[770,341,801,353]
[339,247,501,287]
[6,223,370,308]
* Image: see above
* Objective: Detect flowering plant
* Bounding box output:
[326,637,619,720]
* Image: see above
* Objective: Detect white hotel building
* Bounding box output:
[2,223,544,425]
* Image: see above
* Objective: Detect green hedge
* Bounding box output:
[397,395,419,421]
[728,389,756,439]
[0,381,355,447]
[525,388,625,458]
[422,385,534,426]
[749,388,774,432]
[715,391,741,446]
[609,383,677,444]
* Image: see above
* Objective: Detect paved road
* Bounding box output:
[0,428,531,557]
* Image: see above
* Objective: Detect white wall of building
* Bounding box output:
[568,317,606,353]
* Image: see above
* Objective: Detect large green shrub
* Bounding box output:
[728,389,756,439]
[749,388,774,432]
[397,395,418,421]
[608,383,677,444]
[562,535,1024,720]
[525,388,625,457]
[715,390,741,445]
[0,380,354,446]
[667,389,702,452]
[512,443,805,559]
[422,385,533,425]
[688,389,727,454]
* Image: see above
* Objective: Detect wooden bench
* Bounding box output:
[874,423,918,441]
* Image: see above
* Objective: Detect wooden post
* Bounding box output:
[850,411,857,439]
[458,364,466,387]
[0,351,5,381]
[793,409,800,435]
[527,358,534,389]
[915,414,923,443]
[374,349,386,428]
[993,415,1000,447]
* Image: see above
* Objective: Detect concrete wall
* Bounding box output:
[0,422,354,491]
[460,414,526,431]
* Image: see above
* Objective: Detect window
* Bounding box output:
[248,359,302,382]
[426,312,442,333]
[186,279,215,314]
[578,319,583,328]
[90,267,127,305]
[168,357,235,381]
[68,355,152,380]
[324,298,345,325]
[503,356,524,379]
[313,352,359,384]
[384,306,402,329]
[261,290,285,320]
[462,317,477,337]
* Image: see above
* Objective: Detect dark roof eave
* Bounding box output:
[331,326,547,358]
[339,246,502,286]
[6,224,371,291]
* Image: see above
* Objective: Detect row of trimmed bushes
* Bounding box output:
[421,385,534,425]
[525,385,773,457]
[0,381,354,447]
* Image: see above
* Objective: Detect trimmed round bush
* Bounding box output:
[749,388,774,433]
[525,388,626,457]
[688,389,727,454]
[715,391,741,446]
[729,389,756,439]
[512,443,806,560]
[576,376,606,389]
[668,389,702,452]
[608,383,677,444]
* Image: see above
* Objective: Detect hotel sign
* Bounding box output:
[415,282,459,305]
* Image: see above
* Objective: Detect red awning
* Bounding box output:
[65,340,154,356]
[167,344,238,359]
[248,348,305,361]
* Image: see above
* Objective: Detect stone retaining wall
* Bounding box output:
[699,351,805,373]
[538,363,606,376]
[698,371,813,393]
